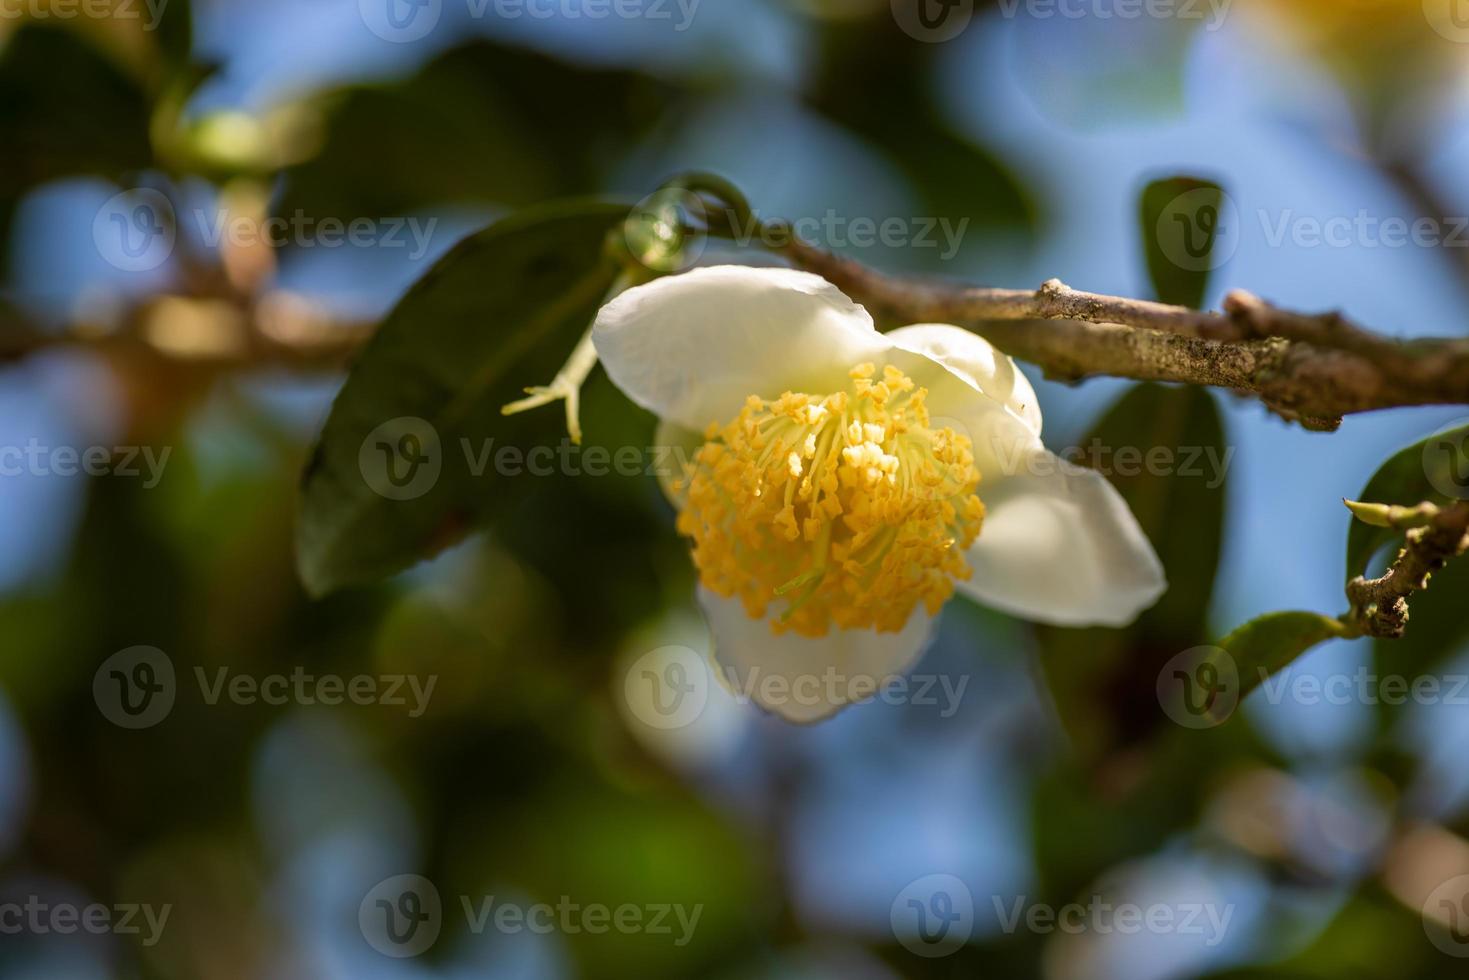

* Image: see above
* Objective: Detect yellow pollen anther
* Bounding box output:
[674,363,986,637]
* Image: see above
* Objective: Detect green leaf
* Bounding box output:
[1034,594,1279,896]
[1345,421,1469,580]
[0,25,154,192]
[296,200,628,596]
[1345,423,1469,714]
[1196,883,1442,980]
[154,0,195,74]
[1223,610,1349,700]
[1037,383,1229,754]
[1138,175,1225,308]
[274,41,672,225]
[0,24,156,277]
[804,22,1035,262]
[1372,555,1469,717]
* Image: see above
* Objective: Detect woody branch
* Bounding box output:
[763,226,1469,431]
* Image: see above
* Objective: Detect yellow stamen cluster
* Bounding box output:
[675,363,986,637]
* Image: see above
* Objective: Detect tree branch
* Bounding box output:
[8,215,1469,434]
[771,234,1469,430]
[0,299,371,372]
[1347,501,1469,638]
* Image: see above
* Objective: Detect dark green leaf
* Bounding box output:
[1197,883,1443,980]
[1345,421,1469,580]
[0,26,153,274]
[1037,383,1229,754]
[1223,610,1348,700]
[296,200,627,596]
[154,0,194,73]
[1372,555,1469,725]
[1029,717,1269,902]
[1344,424,1469,715]
[1138,175,1225,308]
[805,20,1035,262]
[0,25,154,193]
[275,41,673,225]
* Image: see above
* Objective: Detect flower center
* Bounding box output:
[675,363,985,637]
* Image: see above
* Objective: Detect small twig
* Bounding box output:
[1347,500,1469,638]
[500,324,598,445]
[769,234,1469,429]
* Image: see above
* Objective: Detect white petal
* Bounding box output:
[592,266,887,431]
[887,323,1043,437]
[879,343,1043,480]
[957,448,1166,627]
[696,587,936,724]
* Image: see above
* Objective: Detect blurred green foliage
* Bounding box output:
[2,3,1469,979]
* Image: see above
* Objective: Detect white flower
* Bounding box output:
[592,266,1166,722]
